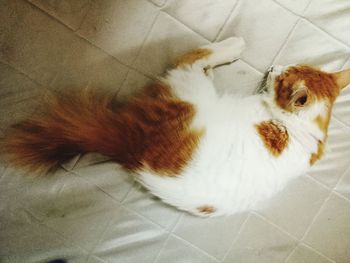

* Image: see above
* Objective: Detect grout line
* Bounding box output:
[270,0,350,50]
[120,203,181,233]
[0,58,49,91]
[331,116,350,133]
[28,0,156,81]
[252,212,299,241]
[301,0,314,16]
[153,213,184,263]
[271,19,301,65]
[214,0,241,41]
[161,7,265,76]
[147,0,169,8]
[300,242,336,263]
[341,56,350,69]
[69,169,126,204]
[301,17,350,50]
[169,233,221,262]
[85,209,120,261]
[221,213,251,262]
[130,11,162,66]
[160,10,210,43]
[300,192,332,242]
[283,243,299,263]
[75,0,93,32]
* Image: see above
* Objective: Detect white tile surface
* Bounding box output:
[92,207,168,263]
[77,0,159,66]
[305,0,350,46]
[256,176,330,238]
[164,0,239,41]
[134,12,209,76]
[273,19,350,71]
[173,212,248,260]
[0,61,46,131]
[1,0,350,262]
[117,69,153,99]
[156,235,218,263]
[274,0,312,15]
[29,0,91,31]
[218,0,299,72]
[72,163,134,202]
[224,214,297,262]
[304,193,350,262]
[308,118,350,188]
[122,184,182,230]
[286,244,333,263]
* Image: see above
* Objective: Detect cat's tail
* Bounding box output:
[1,89,125,174]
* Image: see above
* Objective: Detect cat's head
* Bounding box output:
[263,64,350,118]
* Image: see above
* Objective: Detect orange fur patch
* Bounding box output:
[309,113,331,165]
[174,48,212,67]
[197,205,216,215]
[310,140,325,165]
[255,120,289,157]
[3,83,203,176]
[275,65,339,112]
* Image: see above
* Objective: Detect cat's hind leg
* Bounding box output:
[164,37,245,108]
[174,37,246,70]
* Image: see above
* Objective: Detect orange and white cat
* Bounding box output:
[3,37,350,217]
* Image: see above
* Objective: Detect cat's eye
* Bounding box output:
[294,95,308,106]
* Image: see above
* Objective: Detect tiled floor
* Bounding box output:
[0,0,350,262]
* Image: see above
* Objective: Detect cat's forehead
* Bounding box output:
[274,65,339,111]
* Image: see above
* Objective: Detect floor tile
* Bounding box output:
[156,235,217,263]
[0,0,128,91]
[273,19,350,71]
[77,0,159,66]
[0,209,88,263]
[218,0,298,72]
[117,69,153,100]
[303,193,350,262]
[274,0,312,15]
[256,176,330,238]
[286,244,333,263]
[163,0,239,41]
[29,0,91,31]
[93,207,168,263]
[72,162,134,202]
[308,118,350,188]
[0,61,46,131]
[12,170,119,222]
[148,0,168,7]
[87,256,107,263]
[173,211,248,260]
[224,214,297,263]
[134,12,209,76]
[122,184,182,230]
[305,0,350,46]
[334,166,350,201]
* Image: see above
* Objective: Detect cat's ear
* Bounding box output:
[333,68,350,90]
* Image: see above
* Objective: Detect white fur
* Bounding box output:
[135,38,324,217]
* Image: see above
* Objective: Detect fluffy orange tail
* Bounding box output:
[2,89,124,173]
[2,85,201,175]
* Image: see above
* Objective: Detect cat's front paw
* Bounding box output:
[220,37,246,61]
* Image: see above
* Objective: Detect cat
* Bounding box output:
[2,37,350,217]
